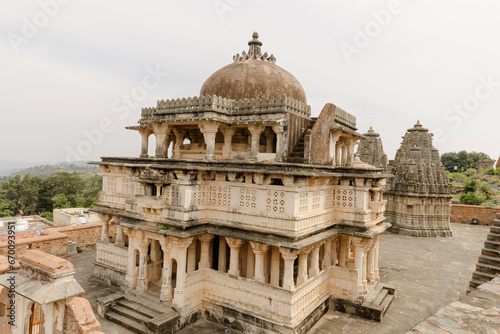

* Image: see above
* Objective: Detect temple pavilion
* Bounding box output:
[92,32,393,333]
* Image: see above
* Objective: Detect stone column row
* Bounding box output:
[138,122,285,162]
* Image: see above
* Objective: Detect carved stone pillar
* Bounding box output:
[199,122,220,161]
[250,242,270,283]
[331,237,338,266]
[348,138,357,167]
[172,237,193,306]
[222,127,235,159]
[270,247,280,287]
[367,243,375,282]
[336,141,343,166]
[279,248,298,291]
[226,237,244,277]
[323,238,332,269]
[172,128,186,159]
[272,124,284,162]
[248,125,265,161]
[309,244,321,277]
[338,235,348,267]
[139,128,152,158]
[353,241,365,292]
[297,246,312,286]
[99,214,112,242]
[187,241,197,273]
[198,234,214,269]
[160,238,173,302]
[218,236,227,272]
[153,123,171,158]
[115,225,124,247]
[341,142,348,166]
[330,134,340,166]
[246,245,254,279]
[136,241,149,292]
[125,232,136,288]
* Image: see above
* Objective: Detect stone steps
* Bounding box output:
[288,118,317,161]
[101,290,180,334]
[469,214,500,293]
[333,282,396,322]
[105,311,149,334]
[487,232,500,243]
[478,254,500,267]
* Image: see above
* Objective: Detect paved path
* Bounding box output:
[310,223,490,334]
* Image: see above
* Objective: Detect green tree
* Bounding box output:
[441,151,491,173]
[0,199,13,217]
[53,194,70,209]
[0,174,43,215]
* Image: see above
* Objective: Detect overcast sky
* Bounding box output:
[1,0,499,166]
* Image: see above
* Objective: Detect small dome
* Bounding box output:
[200,32,307,104]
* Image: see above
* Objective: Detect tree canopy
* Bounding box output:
[440,151,491,173]
[0,172,101,217]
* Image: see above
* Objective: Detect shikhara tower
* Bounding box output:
[92,33,394,333]
[356,126,387,171]
[385,121,453,237]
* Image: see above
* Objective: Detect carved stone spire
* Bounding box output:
[233,32,277,64]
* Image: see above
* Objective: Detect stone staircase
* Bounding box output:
[469,213,500,292]
[287,117,317,163]
[332,282,396,322]
[98,289,180,334]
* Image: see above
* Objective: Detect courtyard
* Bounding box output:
[67,222,490,333]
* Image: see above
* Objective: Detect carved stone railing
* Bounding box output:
[185,269,292,326]
[140,95,310,120]
[98,192,127,210]
[183,267,337,329]
[334,106,357,129]
[95,240,127,272]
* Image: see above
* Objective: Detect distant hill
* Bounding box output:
[6,162,100,179]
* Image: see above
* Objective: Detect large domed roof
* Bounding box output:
[200,33,307,104]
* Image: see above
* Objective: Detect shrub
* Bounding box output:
[464,168,476,177]
[460,193,484,205]
[463,179,479,193]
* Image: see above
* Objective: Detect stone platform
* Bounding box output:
[69,222,490,334]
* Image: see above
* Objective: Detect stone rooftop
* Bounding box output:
[67,222,495,334]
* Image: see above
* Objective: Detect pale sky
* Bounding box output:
[1,0,499,166]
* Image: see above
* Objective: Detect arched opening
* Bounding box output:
[259,127,277,153]
[134,249,140,288]
[171,258,177,290]
[215,130,224,156]
[167,134,174,158]
[231,128,251,155]
[148,133,156,157]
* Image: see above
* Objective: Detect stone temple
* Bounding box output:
[91,33,394,333]
[385,121,453,237]
[356,126,387,171]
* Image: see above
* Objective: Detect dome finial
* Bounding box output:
[233,32,277,64]
[249,32,262,47]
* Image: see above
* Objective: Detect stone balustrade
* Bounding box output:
[95,240,127,272]
[98,192,127,210]
[142,95,310,119]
